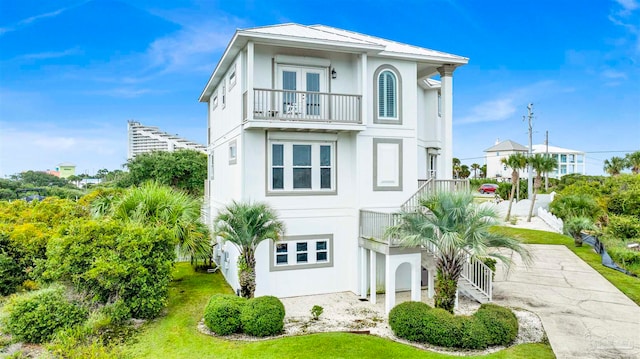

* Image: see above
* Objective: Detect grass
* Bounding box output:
[492,226,640,305]
[123,263,554,359]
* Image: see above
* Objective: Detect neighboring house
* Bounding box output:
[484,139,585,180]
[484,139,528,180]
[201,23,489,313]
[127,120,207,159]
[532,144,586,178]
[56,162,76,179]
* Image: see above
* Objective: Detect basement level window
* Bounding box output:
[270,235,333,271]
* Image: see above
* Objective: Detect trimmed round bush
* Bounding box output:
[473,304,518,345]
[4,287,88,343]
[422,308,463,347]
[240,296,285,337]
[203,294,247,335]
[459,316,491,349]
[388,301,431,342]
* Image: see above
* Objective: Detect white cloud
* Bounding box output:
[615,0,639,13]
[0,4,81,36]
[17,48,82,60]
[602,69,628,79]
[456,98,517,124]
[89,87,159,98]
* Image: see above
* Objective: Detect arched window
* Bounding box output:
[378,70,397,118]
[374,65,402,124]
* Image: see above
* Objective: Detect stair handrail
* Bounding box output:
[400,178,434,212]
[459,254,493,300]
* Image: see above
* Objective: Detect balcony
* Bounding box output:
[243,89,363,131]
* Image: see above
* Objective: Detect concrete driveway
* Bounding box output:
[493,244,640,359]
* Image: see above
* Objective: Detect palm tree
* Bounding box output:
[92,182,211,265]
[459,164,471,179]
[471,163,481,179]
[452,158,461,179]
[501,153,528,221]
[480,164,487,178]
[214,201,285,298]
[625,151,640,174]
[603,156,626,176]
[387,192,530,313]
[526,154,558,222]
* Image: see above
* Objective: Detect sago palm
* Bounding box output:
[214,201,285,298]
[387,191,530,313]
[501,153,528,221]
[526,154,558,222]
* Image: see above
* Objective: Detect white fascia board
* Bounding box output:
[376,51,469,65]
[199,31,241,103]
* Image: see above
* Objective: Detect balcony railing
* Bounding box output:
[248,88,361,124]
[360,210,402,246]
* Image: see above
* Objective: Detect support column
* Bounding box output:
[369,250,377,304]
[411,257,421,302]
[385,256,395,314]
[360,53,368,125]
[428,269,435,298]
[360,248,368,299]
[437,65,456,180]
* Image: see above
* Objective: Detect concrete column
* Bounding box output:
[360,53,368,125]
[437,65,456,180]
[360,247,368,298]
[369,250,377,304]
[427,269,435,298]
[411,257,421,302]
[385,255,395,314]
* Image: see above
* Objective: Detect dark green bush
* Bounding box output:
[473,304,518,345]
[459,315,491,349]
[388,301,431,342]
[0,251,22,295]
[607,187,640,218]
[240,296,285,337]
[4,286,88,343]
[606,246,640,268]
[422,308,462,347]
[204,294,247,335]
[606,215,640,240]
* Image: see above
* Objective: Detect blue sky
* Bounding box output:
[1,0,638,177]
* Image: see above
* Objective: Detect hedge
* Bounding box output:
[204,294,247,335]
[240,296,285,337]
[388,301,431,342]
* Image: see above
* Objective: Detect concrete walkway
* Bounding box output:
[493,243,640,359]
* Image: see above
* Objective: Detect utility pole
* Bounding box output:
[525,104,534,199]
[545,130,549,191]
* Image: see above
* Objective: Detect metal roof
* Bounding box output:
[484,140,528,152]
[199,23,468,102]
[532,144,583,154]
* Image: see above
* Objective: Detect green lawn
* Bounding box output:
[123,263,554,359]
[492,226,640,305]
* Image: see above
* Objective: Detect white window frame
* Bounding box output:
[208,152,214,180]
[228,64,237,89]
[228,140,237,165]
[212,91,219,110]
[373,65,402,124]
[270,234,333,271]
[222,81,226,108]
[267,140,336,195]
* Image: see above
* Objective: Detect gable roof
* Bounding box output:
[484,140,528,152]
[199,23,468,102]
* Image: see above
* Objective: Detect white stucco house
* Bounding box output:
[200,24,492,313]
[485,139,585,180]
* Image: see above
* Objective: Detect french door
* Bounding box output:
[279,66,327,118]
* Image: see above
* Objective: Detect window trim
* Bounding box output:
[228,140,237,165]
[373,65,403,124]
[208,152,214,180]
[212,91,219,110]
[228,63,237,89]
[266,140,337,196]
[222,81,226,109]
[269,234,334,271]
[373,138,403,191]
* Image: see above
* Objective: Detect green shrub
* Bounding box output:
[607,188,640,218]
[473,304,518,345]
[388,301,431,342]
[563,216,595,245]
[606,215,640,240]
[0,251,22,296]
[550,194,602,221]
[606,246,640,267]
[311,305,323,320]
[459,315,491,349]
[4,286,88,343]
[482,257,497,279]
[422,308,462,347]
[240,296,285,337]
[204,294,247,335]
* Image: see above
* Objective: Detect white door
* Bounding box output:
[279,66,326,118]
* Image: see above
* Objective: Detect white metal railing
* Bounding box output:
[460,256,493,300]
[360,210,401,246]
[251,88,361,124]
[401,179,470,212]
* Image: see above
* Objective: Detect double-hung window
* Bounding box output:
[269,141,335,193]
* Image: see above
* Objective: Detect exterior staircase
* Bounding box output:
[360,178,494,304]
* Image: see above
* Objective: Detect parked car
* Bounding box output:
[478,183,499,194]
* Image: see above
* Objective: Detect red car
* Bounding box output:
[478,183,499,194]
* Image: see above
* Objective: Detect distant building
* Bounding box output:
[127,121,207,159]
[56,162,76,179]
[484,139,585,180]
[484,139,528,180]
[532,144,586,178]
